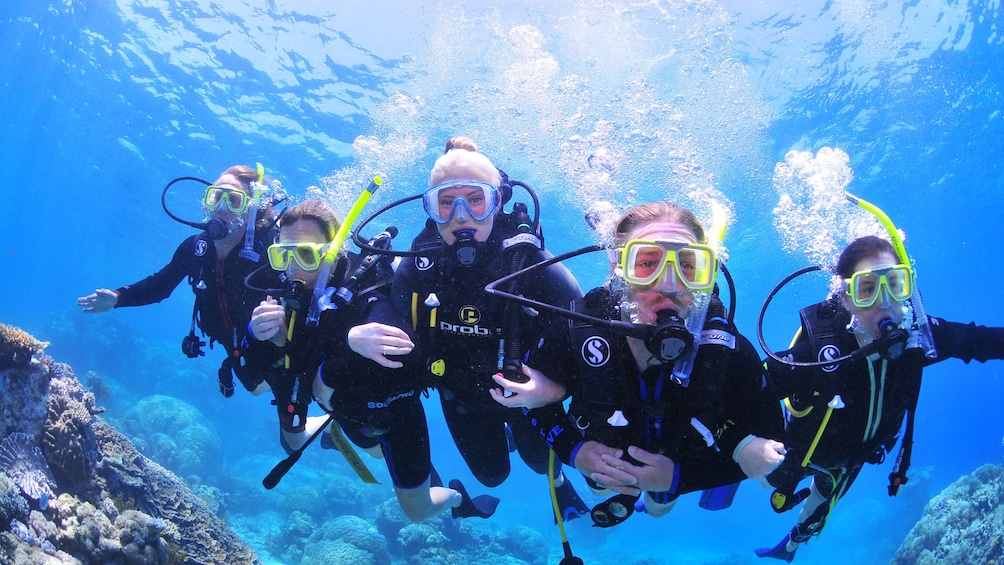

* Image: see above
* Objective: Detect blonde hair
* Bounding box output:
[280,199,340,242]
[612,202,706,247]
[428,136,501,187]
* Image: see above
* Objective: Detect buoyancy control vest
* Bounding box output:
[403,213,546,393]
[267,252,395,433]
[781,297,923,494]
[567,286,737,458]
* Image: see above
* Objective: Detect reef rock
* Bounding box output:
[0,327,259,564]
[893,463,1004,564]
[0,323,48,370]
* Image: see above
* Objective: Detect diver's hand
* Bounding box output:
[77,289,118,313]
[250,296,287,346]
[489,364,566,409]
[735,436,787,479]
[595,446,676,494]
[571,441,639,495]
[347,322,414,368]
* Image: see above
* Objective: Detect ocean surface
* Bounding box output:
[3,1,1003,563]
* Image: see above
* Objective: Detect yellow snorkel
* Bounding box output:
[845,192,936,358]
[306,176,384,327]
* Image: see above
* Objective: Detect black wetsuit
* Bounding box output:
[243,253,432,489]
[526,285,782,499]
[766,299,1004,535]
[112,221,279,393]
[391,218,583,487]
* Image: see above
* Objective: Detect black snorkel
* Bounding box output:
[161,176,230,239]
[757,268,909,368]
[484,244,736,354]
[161,170,288,241]
[243,226,398,311]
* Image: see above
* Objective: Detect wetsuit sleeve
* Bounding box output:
[522,317,582,464]
[718,333,786,453]
[668,335,782,494]
[114,237,195,307]
[673,447,747,495]
[928,316,1004,365]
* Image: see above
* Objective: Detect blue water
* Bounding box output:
[3,1,1003,563]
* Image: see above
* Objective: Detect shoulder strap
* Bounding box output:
[888,367,922,496]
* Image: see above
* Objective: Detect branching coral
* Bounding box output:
[0,324,48,370]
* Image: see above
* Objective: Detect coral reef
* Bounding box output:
[0,345,259,564]
[374,497,551,565]
[0,323,48,369]
[0,352,55,439]
[0,433,56,508]
[300,515,391,565]
[42,376,100,488]
[893,463,1004,564]
[119,395,226,485]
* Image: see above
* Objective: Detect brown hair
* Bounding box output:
[612,201,706,247]
[280,199,340,242]
[428,136,502,188]
[836,235,897,278]
[219,165,259,192]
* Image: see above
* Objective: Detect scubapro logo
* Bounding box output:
[439,321,490,336]
[368,389,415,409]
[415,256,434,271]
[581,336,610,367]
[459,306,480,324]
[818,344,841,373]
[194,239,208,257]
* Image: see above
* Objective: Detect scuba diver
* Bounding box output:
[357,137,589,520]
[244,198,494,523]
[489,200,786,527]
[76,164,283,397]
[755,194,1004,562]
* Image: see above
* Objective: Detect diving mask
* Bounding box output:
[204,185,251,214]
[423,179,500,224]
[267,242,329,271]
[617,239,716,290]
[844,264,913,308]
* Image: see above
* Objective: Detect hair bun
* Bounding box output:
[444,136,479,154]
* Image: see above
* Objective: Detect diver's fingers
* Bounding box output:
[489,386,521,407]
[590,472,641,492]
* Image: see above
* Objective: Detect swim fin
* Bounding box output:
[554,474,590,522]
[450,479,500,519]
[430,466,444,488]
[754,533,797,563]
[505,423,516,453]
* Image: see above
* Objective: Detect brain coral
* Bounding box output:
[120,395,225,484]
[0,324,48,370]
[301,515,390,565]
[42,392,99,488]
[893,463,1004,564]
